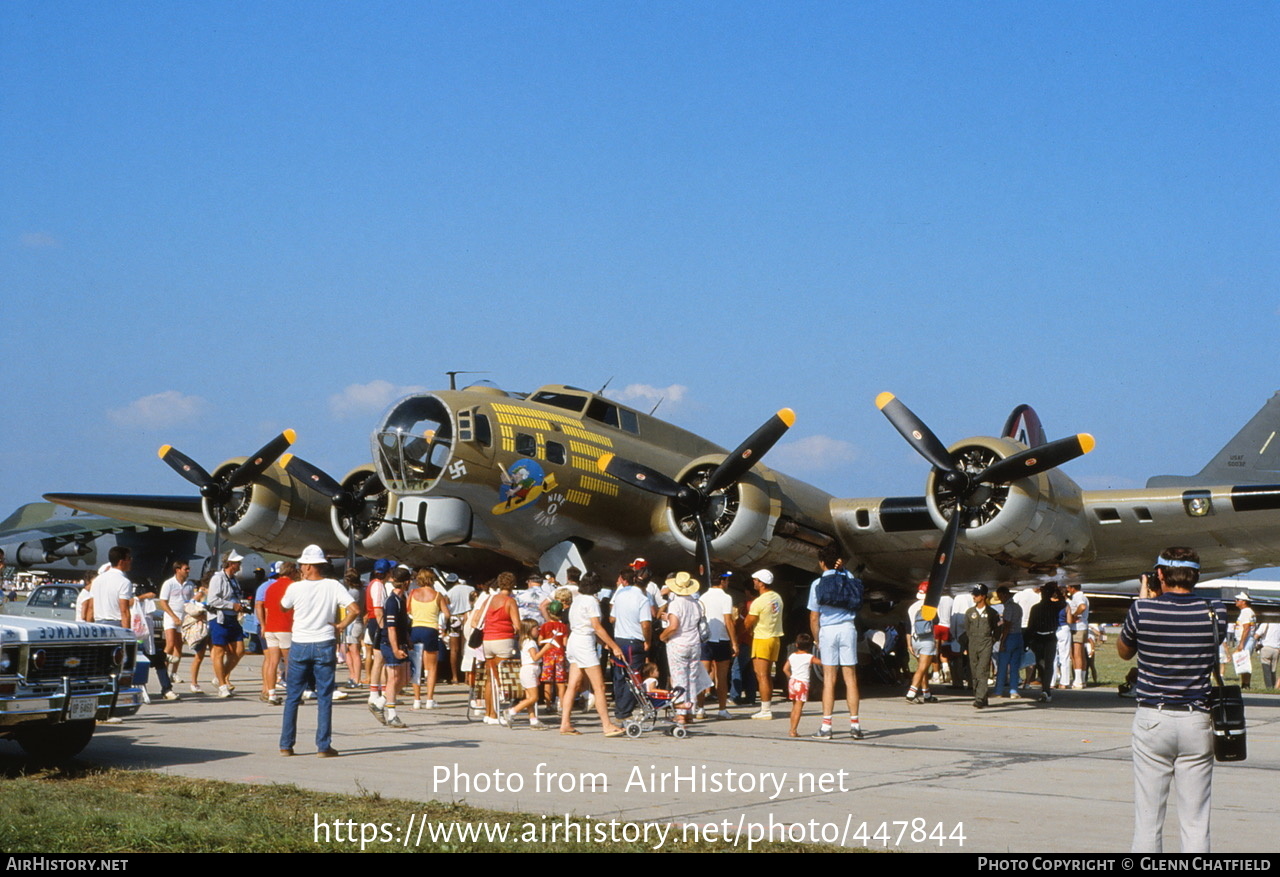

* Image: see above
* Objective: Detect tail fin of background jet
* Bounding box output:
[1146,391,1280,487]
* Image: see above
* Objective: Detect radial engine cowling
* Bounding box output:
[203,458,334,555]
[925,436,1091,566]
[328,466,401,556]
[662,455,782,569]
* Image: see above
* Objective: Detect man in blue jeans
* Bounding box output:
[279,545,357,757]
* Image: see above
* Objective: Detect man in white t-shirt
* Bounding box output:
[279,545,357,758]
[701,572,737,719]
[445,574,473,684]
[158,560,191,682]
[1233,593,1256,689]
[89,548,134,626]
[1257,621,1280,690]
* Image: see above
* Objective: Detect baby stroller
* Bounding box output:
[610,655,688,739]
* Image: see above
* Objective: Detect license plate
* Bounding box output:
[69,697,98,720]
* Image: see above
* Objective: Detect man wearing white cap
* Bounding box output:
[745,569,783,719]
[280,545,357,757]
[207,550,246,698]
[1233,593,1256,689]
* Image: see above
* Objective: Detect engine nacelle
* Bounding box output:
[16,542,55,565]
[328,466,404,556]
[925,436,1091,566]
[662,455,782,569]
[204,458,334,556]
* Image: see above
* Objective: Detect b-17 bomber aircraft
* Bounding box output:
[43,381,1280,619]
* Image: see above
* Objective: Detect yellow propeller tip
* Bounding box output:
[158,445,172,459]
[777,408,796,428]
[596,453,615,472]
[283,428,297,444]
[875,392,896,410]
[279,453,294,468]
[1079,433,1096,454]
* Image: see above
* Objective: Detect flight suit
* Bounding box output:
[965,604,1000,706]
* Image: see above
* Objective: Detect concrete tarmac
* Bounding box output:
[17,656,1279,853]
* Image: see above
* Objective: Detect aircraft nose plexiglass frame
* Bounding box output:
[375,394,455,493]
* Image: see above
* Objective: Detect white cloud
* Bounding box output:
[107,391,208,429]
[768,434,859,473]
[609,383,689,412]
[329,380,427,420]
[19,232,59,249]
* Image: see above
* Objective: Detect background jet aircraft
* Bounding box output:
[0,501,274,584]
[42,381,1280,621]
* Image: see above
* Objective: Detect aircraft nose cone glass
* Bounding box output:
[375,395,454,493]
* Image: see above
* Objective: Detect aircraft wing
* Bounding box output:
[42,493,208,532]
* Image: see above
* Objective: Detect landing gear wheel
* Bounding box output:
[671,724,688,739]
[625,721,642,738]
[15,720,95,762]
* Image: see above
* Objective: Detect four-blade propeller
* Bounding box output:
[598,408,795,579]
[157,430,297,570]
[280,454,384,572]
[876,392,1094,619]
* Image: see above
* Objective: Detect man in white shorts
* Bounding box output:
[158,561,190,682]
[807,545,864,739]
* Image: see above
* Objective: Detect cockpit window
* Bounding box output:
[585,398,640,434]
[530,391,588,413]
[374,395,454,492]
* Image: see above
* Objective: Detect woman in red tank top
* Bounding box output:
[481,572,520,721]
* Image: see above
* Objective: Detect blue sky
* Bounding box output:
[3,4,1279,541]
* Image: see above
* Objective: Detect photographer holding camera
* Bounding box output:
[1117,546,1226,853]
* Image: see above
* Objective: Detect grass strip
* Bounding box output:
[0,764,864,853]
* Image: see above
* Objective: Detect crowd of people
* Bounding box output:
[11,539,1275,852]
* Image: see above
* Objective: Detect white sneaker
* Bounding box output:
[482,715,500,725]
[717,709,732,719]
[425,699,438,709]
[189,683,204,694]
[585,693,596,711]
[750,709,773,720]
[217,685,233,699]
[333,690,348,700]
[412,700,423,710]
[163,690,180,701]
[302,690,314,701]
[693,707,706,719]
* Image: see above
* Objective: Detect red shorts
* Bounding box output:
[539,655,567,683]
[787,677,809,702]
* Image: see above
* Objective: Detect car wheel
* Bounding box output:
[15,720,96,761]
